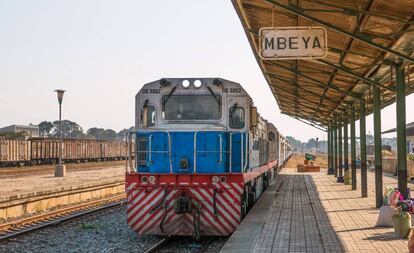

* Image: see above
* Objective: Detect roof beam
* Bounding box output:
[267,73,354,111]
[266,61,368,104]
[282,110,329,129]
[289,115,327,131]
[265,0,414,64]
[303,0,414,25]
[278,97,332,118]
[318,59,394,91]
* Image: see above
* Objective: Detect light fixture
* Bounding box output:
[194,80,202,88]
[182,80,190,88]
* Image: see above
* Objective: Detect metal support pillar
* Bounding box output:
[328,127,334,175]
[351,108,357,190]
[334,124,338,177]
[327,127,331,174]
[337,121,344,182]
[344,118,349,184]
[396,66,407,198]
[360,102,368,198]
[373,86,383,207]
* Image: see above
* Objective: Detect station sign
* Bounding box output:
[259,26,328,60]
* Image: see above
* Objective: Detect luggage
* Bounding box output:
[375,205,396,227]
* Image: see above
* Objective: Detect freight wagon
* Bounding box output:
[0,138,133,167]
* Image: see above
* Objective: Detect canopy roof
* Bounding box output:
[232,0,414,131]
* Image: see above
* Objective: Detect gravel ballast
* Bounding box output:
[0,206,227,253]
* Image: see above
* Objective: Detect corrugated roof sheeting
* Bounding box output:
[232,0,414,130]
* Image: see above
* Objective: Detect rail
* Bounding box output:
[0,194,126,242]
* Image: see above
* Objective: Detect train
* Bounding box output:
[0,137,130,167]
[125,78,293,238]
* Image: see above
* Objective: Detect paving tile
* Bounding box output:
[221,155,411,253]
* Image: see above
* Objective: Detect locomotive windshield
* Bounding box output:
[162,95,221,120]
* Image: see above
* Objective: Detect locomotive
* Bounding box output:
[125,78,292,238]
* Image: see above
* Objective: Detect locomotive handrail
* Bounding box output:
[241,133,243,172]
[219,134,223,164]
[193,131,198,174]
[148,134,153,164]
[229,133,232,173]
[243,132,249,172]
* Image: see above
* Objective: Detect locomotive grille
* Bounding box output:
[137,137,147,166]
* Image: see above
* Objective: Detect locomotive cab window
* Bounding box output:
[162,95,221,120]
[142,105,155,127]
[229,106,245,129]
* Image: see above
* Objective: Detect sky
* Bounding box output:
[1,1,414,142]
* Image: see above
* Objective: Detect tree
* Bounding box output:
[52,120,84,139]
[102,129,117,141]
[305,138,317,150]
[86,128,118,141]
[117,129,128,141]
[38,121,53,136]
[286,136,302,152]
[87,127,105,140]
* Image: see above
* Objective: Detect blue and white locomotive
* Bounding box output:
[125,78,292,237]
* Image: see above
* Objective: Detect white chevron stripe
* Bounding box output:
[126,182,137,192]
[135,190,177,232]
[128,189,163,226]
[190,189,233,233]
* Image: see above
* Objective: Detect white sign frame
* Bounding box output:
[258,26,328,60]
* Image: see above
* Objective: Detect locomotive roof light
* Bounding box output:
[160,78,170,87]
[194,79,202,88]
[182,80,190,88]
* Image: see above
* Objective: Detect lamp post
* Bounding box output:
[54,89,66,177]
[316,137,319,156]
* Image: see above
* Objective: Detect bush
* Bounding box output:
[408,153,414,161]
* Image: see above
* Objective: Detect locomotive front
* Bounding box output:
[125,78,253,237]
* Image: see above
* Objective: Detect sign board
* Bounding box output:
[259,26,328,60]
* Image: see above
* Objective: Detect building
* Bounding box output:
[0,124,39,138]
[383,122,414,154]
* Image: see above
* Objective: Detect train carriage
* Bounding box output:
[0,138,130,167]
[125,78,292,238]
[0,139,31,166]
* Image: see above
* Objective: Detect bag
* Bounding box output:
[375,205,396,227]
[344,170,351,185]
[392,212,411,238]
[389,190,403,207]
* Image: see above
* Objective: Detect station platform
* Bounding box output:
[221,160,409,253]
[0,164,125,221]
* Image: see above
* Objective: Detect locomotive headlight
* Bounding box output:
[141,176,148,183]
[212,176,219,184]
[182,80,190,88]
[220,176,227,183]
[194,80,202,88]
[148,176,156,183]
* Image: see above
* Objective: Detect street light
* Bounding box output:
[316,137,319,156]
[54,89,66,177]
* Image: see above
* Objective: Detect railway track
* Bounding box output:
[143,236,225,253]
[0,194,126,242]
